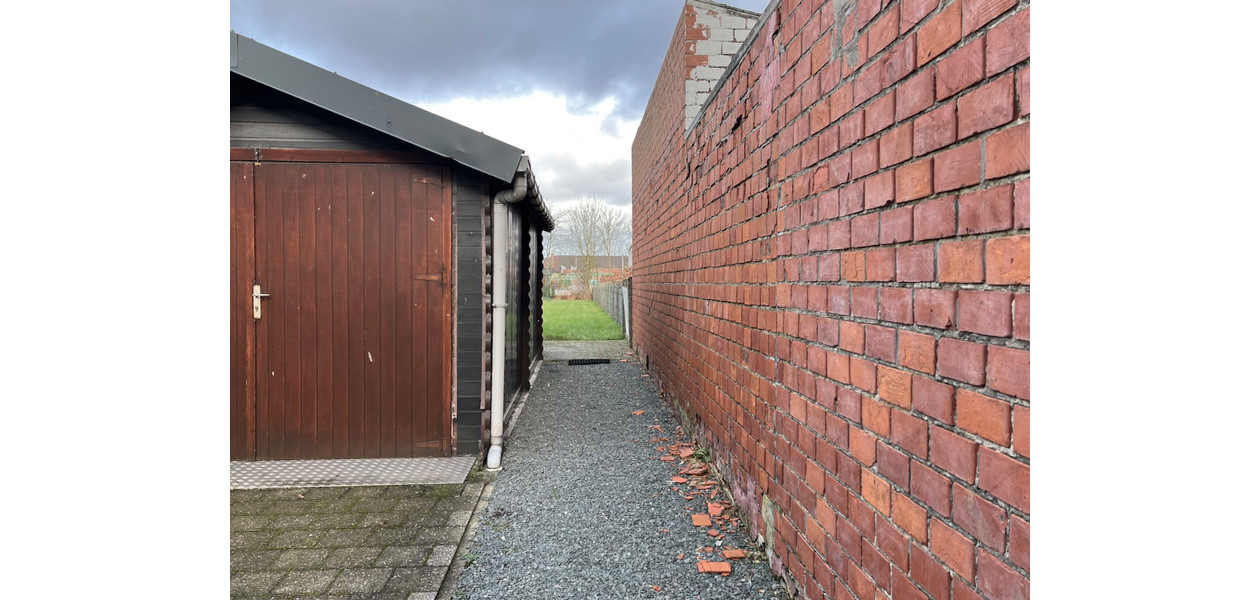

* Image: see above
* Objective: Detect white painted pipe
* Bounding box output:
[486,170,529,471]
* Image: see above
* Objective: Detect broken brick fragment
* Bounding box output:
[697,561,732,575]
[692,514,713,527]
[707,502,723,517]
[723,549,747,560]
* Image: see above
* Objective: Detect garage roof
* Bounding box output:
[230,31,524,185]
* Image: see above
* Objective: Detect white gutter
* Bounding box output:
[485,168,530,471]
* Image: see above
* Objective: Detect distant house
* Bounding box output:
[543,255,629,298]
[231,32,552,461]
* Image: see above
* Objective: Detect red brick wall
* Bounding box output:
[631,1,1030,599]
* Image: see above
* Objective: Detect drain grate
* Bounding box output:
[567,358,612,365]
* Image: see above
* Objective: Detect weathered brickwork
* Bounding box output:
[631,1,1030,599]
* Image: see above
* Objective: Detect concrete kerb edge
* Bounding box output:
[436,475,497,600]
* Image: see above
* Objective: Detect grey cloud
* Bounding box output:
[229,0,767,122]
[532,154,632,208]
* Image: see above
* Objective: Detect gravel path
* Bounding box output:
[453,359,786,600]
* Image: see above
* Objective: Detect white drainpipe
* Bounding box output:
[486,170,529,471]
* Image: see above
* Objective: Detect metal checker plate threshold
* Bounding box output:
[230,456,476,489]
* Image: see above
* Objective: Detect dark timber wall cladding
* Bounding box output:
[632,1,1030,599]
[455,171,489,455]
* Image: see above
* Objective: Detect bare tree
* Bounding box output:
[547,197,630,296]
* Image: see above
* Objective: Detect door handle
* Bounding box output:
[252,284,270,319]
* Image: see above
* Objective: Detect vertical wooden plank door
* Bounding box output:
[231,160,452,460]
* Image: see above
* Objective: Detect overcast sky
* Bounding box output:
[230,0,769,212]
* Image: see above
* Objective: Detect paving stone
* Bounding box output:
[375,545,430,567]
[231,515,275,531]
[273,547,331,569]
[425,545,458,567]
[365,527,419,546]
[447,510,473,527]
[272,569,339,595]
[407,593,438,600]
[299,487,351,500]
[230,549,281,572]
[412,527,464,544]
[312,513,365,529]
[230,531,277,550]
[328,568,392,594]
[383,566,446,592]
[230,571,283,595]
[271,513,320,529]
[393,497,439,512]
[318,528,374,548]
[268,530,325,549]
[352,497,401,512]
[343,486,389,499]
[326,547,385,568]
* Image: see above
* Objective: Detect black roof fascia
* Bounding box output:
[231,31,522,183]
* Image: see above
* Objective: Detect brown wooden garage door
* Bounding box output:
[231,157,452,460]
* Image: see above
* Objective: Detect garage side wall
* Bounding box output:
[631,1,1030,599]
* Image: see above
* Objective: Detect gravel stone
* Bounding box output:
[454,360,786,600]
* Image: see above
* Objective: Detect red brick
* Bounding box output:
[912,195,955,240]
[912,376,954,424]
[891,564,928,600]
[897,331,935,374]
[830,219,853,251]
[866,325,898,363]
[913,103,956,156]
[956,389,1011,445]
[986,7,1030,76]
[895,68,936,122]
[891,491,928,543]
[878,441,911,489]
[818,317,840,346]
[962,0,1017,35]
[853,358,878,392]
[862,468,892,515]
[929,518,976,581]
[977,447,1029,512]
[913,288,956,330]
[851,213,879,248]
[910,460,952,514]
[830,284,853,315]
[852,287,879,318]
[865,93,896,136]
[1013,177,1030,228]
[984,122,1029,178]
[933,140,982,192]
[866,172,896,210]
[901,0,940,33]
[1016,65,1030,117]
[952,483,1008,550]
[853,139,880,178]
[866,247,896,282]
[957,290,1013,337]
[879,206,912,245]
[820,253,842,281]
[937,337,985,385]
[987,345,1029,400]
[985,234,1029,285]
[1009,515,1030,571]
[953,578,985,600]
[958,74,1015,139]
[896,244,935,283]
[916,0,961,66]
[879,366,913,409]
[959,184,1014,234]
[939,239,984,282]
[860,537,891,592]
[890,409,928,458]
[880,287,914,324]
[867,1,900,52]
[876,515,910,571]
[842,250,867,281]
[977,550,1030,600]
[909,544,951,600]
[896,158,933,202]
[1012,404,1029,458]
[851,427,877,465]
[929,425,978,482]
[862,395,891,436]
[879,123,914,168]
[935,37,985,100]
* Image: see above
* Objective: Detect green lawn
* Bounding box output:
[542,299,624,340]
